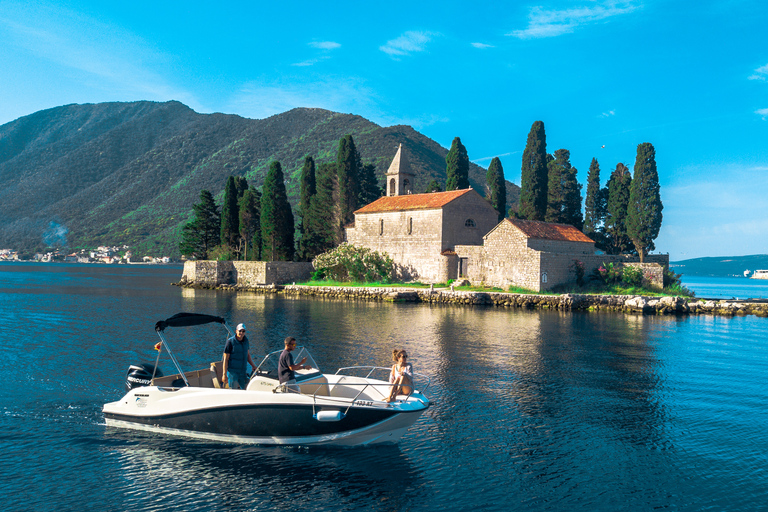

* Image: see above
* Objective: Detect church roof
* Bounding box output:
[505,218,595,243]
[385,144,414,176]
[354,189,475,214]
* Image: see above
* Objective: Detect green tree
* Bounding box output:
[220,176,240,252]
[297,155,317,261]
[626,142,663,262]
[519,121,548,220]
[234,176,249,199]
[358,161,382,206]
[260,161,295,261]
[545,149,582,229]
[424,180,442,193]
[238,186,261,260]
[303,162,339,259]
[486,157,506,222]
[445,137,470,190]
[337,134,359,228]
[604,163,633,254]
[179,190,220,259]
[583,158,605,238]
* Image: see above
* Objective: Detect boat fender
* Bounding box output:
[314,410,345,422]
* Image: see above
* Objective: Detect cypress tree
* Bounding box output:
[260,161,295,261]
[220,176,240,252]
[234,176,249,199]
[337,135,359,228]
[626,142,663,262]
[519,121,548,220]
[604,163,632,254]
[179,190,221,259]
[238,186,261,260]
[486,157,506,222]
[583,158,605,238]
[545,149,582,229]
[445,137,470,190]
[358,162,382,206]
[304,162,339,259]
[297,156,317,261]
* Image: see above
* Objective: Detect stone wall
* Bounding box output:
[180,261,313,287]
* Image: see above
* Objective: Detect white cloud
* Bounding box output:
[756,108,768,119]
[600,110,616,118]
[380,31,437,57]
[309,41,341,50]
[471,42,494,49]
[748,63,768,80]
[509,1,639,39]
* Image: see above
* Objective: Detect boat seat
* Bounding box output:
[210,361,224,388]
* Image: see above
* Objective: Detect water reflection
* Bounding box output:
[104,432,423,512]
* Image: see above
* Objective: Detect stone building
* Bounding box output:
[346,145,668,290]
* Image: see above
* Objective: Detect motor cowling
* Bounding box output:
[125,363,163,391]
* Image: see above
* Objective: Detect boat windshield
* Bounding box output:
[254,347,320,381]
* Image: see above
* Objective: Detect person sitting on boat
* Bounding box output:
[222,323,256,390]
[385,349,413,402]
[278,336,311,392]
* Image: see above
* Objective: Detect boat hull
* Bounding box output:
[103,386,429,446]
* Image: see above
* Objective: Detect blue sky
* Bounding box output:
[1,0,767,260]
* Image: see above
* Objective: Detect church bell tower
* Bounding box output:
[385,144,415,196]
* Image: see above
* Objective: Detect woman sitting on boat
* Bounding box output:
[385,349,413,402]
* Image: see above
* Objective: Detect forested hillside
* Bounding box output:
[670,255,768,277]
[0,101,519,257]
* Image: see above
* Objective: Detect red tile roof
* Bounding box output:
[354,189,474,214]
[506,218,594,243]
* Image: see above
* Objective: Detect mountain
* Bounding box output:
[670,255,768,277]
[0,101,520,257]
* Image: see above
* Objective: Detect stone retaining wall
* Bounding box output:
[173,280,768,318]
[180,260,313,287]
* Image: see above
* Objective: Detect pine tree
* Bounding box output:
[179,190,220,259]
[545,149,582,229]
[519,121,548,220]
[486,157,506,222]
[260,161,295,261]
[220,176,240,253]
[445,137,470,190]
[297,155,317,261]
[583,158,605,238]
[337,134,359,228]
[303,162,339,259]
[626,142,663,262]
[604,163,633,254]
[238,186,261,260]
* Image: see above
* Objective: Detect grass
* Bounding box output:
[293,279,694,297]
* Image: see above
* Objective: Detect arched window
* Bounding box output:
[379,219,384,236]
[389,178,396,196]
[407,217,413,234]
[465,218,476,228]
[402,178,410,193]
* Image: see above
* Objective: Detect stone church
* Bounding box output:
[346,145,668,291]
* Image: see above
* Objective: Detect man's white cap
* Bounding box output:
[236,323,246,331]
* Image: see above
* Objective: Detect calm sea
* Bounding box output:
[2,262,767,512]
[680,275,768,300]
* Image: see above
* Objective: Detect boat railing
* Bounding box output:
[332,365,431,401]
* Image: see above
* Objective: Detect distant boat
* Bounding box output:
[744,269,751,277]
[751,270,768,280]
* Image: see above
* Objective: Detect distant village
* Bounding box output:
[0,246,174,264]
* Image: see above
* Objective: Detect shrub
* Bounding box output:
[622,265,644,287]
[312,244,394,283]
[570,259,586,286]
[594,262,622,284]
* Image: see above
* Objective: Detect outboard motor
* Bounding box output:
[125,363,163,392]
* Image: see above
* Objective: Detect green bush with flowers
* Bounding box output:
[312,244,395,283]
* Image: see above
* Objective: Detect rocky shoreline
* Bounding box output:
[173,281,768,317]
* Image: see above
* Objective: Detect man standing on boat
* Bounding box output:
[278,336,310,391]
[222,323,256,389]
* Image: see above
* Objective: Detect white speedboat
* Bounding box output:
[103,313,431,446]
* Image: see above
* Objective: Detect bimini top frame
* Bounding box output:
[152,312,234,387]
